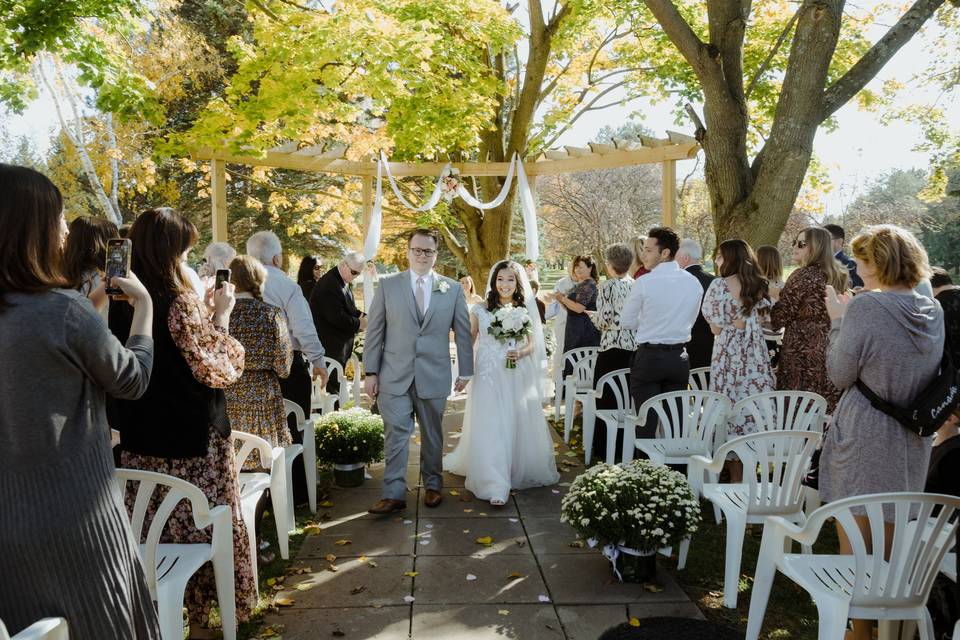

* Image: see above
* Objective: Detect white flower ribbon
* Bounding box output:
[587,538,654,582]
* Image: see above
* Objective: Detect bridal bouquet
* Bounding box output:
[487,306,532,369]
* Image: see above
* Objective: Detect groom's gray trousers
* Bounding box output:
[380,386,446,500]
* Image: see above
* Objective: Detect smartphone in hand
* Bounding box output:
[215,269,231,290]
[104,238,132,295]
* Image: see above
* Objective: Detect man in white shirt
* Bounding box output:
[620,227,705,452]
[247,231,329,505]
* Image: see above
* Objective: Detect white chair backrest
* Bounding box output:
[0,618,68,640]
[805,493,960,607]
[562,347,598,377]
[715,430,821,515]
[283,399,306,433]
[688,367,711,391]
[114,469,216,599]
[232,430,277,471]
[570,351,598,385]
[638,390,731,444]
[731,391,827,434]
[595,368,633,414]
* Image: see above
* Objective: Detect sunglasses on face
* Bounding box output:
[793,239,807,249]
[410,248,437,258]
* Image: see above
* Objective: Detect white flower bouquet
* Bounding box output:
[487,305,532,369]
[560,460,701,582]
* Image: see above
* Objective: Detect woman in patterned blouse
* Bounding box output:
[589,243,638,461]
[109,208,256,638]
[555,254,601,361]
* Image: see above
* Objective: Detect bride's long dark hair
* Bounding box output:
[485,260,525,311]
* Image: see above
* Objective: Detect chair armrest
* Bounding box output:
[765,514,817,546]
[689,453,723,474]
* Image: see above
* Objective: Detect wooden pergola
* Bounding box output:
[191,131,700,244]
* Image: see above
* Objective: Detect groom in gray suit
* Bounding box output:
[363,229,474,514]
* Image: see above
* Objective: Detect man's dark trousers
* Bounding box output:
[280,351,312,505]
[629,343,690,458]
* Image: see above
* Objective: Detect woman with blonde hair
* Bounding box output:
[629,236,650,279]
[820,224,942,640]
[459,275,484,308]
[769,227,848,411]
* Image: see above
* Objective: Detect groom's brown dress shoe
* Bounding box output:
[424,489,443,508]
[368,499,406,515]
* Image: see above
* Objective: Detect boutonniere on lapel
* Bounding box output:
[435,280,450,294]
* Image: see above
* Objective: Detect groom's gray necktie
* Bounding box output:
[415,276,426,322]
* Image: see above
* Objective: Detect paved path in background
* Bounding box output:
[257,400,701,639]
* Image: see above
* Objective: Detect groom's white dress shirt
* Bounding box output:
[409,270,434,313]
[620,261,703,345]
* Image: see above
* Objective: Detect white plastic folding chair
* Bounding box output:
[562,347,598,444]
[115,469,236,640]
[688,366,711,391]
[311,357,347,415]
[690,430,821,609]
[589,368,635,465]
[232,430,286,589]
[634,390,732,526]
[554,346,597,423]
[746,493,960,640]
[283,399,317,517]
[348,353,363,405]
[0,618,68,640]
[729,391,827,434]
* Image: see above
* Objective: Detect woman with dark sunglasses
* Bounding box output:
[769,227,849,411]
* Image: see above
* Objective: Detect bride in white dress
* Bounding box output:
[443,260,560,506]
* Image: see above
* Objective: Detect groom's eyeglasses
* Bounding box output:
[410,248,437,258]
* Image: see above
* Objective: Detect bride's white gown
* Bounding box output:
[443,305,560,503]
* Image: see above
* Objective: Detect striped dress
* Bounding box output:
[0,290,160,638]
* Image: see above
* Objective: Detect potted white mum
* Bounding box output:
[560,460,700,582]
[314,407,384,487]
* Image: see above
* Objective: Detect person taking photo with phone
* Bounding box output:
[107,207,255,638]
[0,164,161,638]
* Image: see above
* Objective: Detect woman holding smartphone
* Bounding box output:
[0,164,160,638]
[107,207,255,639]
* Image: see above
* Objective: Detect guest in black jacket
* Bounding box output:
[824,224,863,288]
[309,250,366,398]
[676,239,716,370]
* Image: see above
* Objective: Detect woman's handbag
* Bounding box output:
[855,351,959,437]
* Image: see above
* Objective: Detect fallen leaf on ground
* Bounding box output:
[498,609,510,616]
[466,574,477,581]
[319,500,335,508]
[475,536,493,546]
[367,560,379,568]
[403,571,418,578]
[295,582,315,591]
[358,555,369,563]
[403,519,413,525]
[271,583,285,591]
[564,451,577,457]
[558,482,572,487]
[459,495,473,502]
[643,583,663,593]
[508,518,519,523]
[462,529,470,534]
[325,554,337,563]
[538,595,551,603]
[326,564,339,573]
[629,617,641,627]
[334,539,352,546]
[266,577,278,586]
[303,524,322,535]
[515,538,526,547]
[350,585,366,595]
[403,595,416,603]
[463,509,474,513]
[419,540,430,546]
[478,512,488,516]
[332,630,345,637]
[569,540,585,548]
[274,597,295,607]
[448,489,460,496]
[551,489,560,494]
[506,572,525,580]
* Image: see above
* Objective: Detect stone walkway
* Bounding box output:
[259,400,701,639]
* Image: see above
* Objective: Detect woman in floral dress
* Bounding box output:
[769,227,848,412]
[225,255,293,459]
[108,208,255,639]
[702,240,776,482]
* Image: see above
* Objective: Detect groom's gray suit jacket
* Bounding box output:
[363,271,474,398]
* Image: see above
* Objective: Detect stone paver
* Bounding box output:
[258,406,702,639]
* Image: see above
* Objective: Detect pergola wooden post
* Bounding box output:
[193,131,699,244]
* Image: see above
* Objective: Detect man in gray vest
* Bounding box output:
[363,229,474,514]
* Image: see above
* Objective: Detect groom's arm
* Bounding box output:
[362,277,387,379]
[452,285,474,379]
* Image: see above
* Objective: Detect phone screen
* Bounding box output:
[215,269,230,290]
[104,239,131,295]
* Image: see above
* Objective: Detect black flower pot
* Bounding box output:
[615,550,657,583]
[333,463,365,488]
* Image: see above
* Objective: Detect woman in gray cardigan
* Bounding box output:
[820,224,943,640]
[0,164,160,639]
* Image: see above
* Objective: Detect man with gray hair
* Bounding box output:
[310,250,367,402]
[247,230,328,505]
[675,238,716,369]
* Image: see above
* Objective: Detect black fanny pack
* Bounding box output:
[855,352,959,438]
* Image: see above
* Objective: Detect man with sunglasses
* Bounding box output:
[310,250,367,403]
